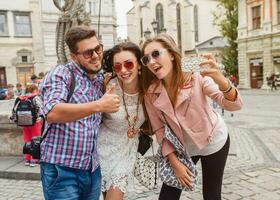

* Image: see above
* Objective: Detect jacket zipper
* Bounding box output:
[204,108,214,128]
[204,108,215,143]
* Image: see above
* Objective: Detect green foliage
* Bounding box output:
[213,0,238,77]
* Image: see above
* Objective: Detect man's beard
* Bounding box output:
[80,64,102,75]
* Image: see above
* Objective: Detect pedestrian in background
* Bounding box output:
[22,84,43,167]
[270,73,277,91]
[98,42,146,200]
[40,26,120,200]
[14,83,25,97]
[140,34,243,200]
[5,84,15,100]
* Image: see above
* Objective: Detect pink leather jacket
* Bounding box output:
[144,73,243,157]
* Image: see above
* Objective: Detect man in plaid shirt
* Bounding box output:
[40,26,120,200]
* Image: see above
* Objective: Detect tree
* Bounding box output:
[213,0,238,78]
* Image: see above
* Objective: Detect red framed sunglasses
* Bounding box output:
[113,60,135,73]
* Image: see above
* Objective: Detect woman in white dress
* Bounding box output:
[98,42,146,200]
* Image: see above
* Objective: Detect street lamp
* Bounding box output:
[161,27,167,34]
[151,19,159,34]
[144,28,152,39]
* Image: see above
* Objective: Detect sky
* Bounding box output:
[115,0,133,39]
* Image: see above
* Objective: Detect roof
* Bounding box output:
[195,36,229,49]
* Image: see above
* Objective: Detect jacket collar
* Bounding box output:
[147,81,190,126]
[147,80,192,110]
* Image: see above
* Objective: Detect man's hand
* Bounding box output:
[97,83,120,113]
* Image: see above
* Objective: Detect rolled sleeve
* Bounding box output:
[201,75,243,111]
[41,66,71,116]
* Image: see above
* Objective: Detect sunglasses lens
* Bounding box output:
[151,50,160,59]
[124,61,134,70]
[141,56,150,66]
[83,49,93,58]
[95,45,102,54]
[113,63,122,72]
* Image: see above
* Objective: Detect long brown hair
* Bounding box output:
[141,34,190,106]
[102,41,144,101]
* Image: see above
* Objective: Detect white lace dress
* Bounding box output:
[98,78,145,193]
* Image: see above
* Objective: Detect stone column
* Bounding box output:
[29,0,45,75]
[238,41,250,88]
[261,36,273,89]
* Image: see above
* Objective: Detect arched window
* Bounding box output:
[156,3,164,32]
[176,3,182,52]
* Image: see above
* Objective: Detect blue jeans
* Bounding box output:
[40,163,101,200]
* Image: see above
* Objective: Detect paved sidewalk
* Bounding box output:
[0,89,279,199]
[0,156,39,180]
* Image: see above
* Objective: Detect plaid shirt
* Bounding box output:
[40,61,104,171]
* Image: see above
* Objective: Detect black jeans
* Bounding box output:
[158,135,230,200]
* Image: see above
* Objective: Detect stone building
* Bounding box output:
[238,0,280,89]
[0,0,116,87]
[126,0,225,57]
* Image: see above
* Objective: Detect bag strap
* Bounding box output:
[41,69,76,140]
[161,112,190,157]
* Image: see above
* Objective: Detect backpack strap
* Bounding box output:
[67,70,76,102]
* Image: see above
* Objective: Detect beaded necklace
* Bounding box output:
[122,86,140,138]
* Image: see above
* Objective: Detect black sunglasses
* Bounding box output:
[141,49,166,66]
[76,44,103,59]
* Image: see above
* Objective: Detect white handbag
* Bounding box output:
[134,143,158,190]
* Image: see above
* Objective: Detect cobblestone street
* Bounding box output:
[0,89,280,200]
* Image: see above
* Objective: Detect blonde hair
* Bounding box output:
[141,34,191,106]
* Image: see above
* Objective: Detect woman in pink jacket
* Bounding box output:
[140,34,243,200]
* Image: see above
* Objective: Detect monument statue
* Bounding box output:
[53,0,91,64]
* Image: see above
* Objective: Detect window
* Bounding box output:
[194,5,199,42]
[156,3,164,32]
[278,0,280,24]
[14,13,32,36]
[0,11,8,36]
[21,56,28,63]
[252,6,261,29]
[88,1,97,14]
[17,49,32,64]
[176,4,182,52]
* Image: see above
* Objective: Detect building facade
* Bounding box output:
[0,0,116,87]
[126,0,224,57]
[238,0,280,89]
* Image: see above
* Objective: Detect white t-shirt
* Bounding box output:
[182,113,228,157]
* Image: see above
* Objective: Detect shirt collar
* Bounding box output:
[70,60,104,82]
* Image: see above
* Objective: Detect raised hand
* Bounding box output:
[98,83,120,113]
[199,53,224,78]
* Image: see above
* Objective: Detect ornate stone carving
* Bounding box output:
[53,0,91,64]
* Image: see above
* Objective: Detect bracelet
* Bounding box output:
[220,79,232,94]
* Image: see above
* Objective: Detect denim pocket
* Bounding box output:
[41,163,60,190]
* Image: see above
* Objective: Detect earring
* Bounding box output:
[138,69,141,75]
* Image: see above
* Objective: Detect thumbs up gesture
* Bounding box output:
[106,83,117,94]
[98,83,120,113]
